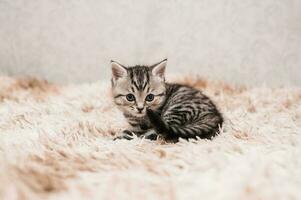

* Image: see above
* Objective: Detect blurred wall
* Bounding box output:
[0,0,300,86]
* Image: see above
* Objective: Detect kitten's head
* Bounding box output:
[111,59,167,117]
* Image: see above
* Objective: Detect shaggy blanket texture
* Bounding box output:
[0,75,300,200]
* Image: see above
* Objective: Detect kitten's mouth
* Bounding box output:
[136,112,145,116]
[133,111,146,117]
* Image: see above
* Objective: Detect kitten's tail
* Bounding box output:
[146,109,222,140]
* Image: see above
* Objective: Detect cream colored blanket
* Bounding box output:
[0,75,300,200]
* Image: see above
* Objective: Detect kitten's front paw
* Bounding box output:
[142,130,159,140]
[113,130,135,140]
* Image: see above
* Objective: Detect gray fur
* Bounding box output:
[111,59,223,142]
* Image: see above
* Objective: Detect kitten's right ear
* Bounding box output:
[151,58,167,79]
[111,60,127,80]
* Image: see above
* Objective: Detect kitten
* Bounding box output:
[111,59,223,142]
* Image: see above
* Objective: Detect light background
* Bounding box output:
[0,0,300,86]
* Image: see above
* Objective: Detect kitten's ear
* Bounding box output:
[111,60,127,80]
[151,59,167,79]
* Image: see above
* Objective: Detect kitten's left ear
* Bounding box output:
[151,59,167,79]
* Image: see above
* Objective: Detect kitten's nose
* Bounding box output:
[137,107,144,113]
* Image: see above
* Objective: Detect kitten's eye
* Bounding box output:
[145,94,154,102]
[126,94,135,102]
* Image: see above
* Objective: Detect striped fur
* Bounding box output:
[111,59,223,142]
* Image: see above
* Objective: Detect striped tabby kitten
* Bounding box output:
[111,59,223,142]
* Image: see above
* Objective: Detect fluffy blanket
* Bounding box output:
[0,75,300,200]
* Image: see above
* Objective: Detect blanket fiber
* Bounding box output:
[0,75,300,200]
